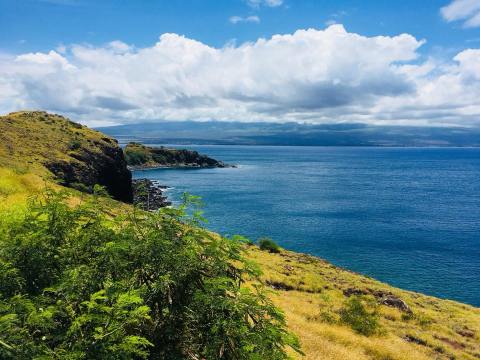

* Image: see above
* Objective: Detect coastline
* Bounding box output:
[128,163,235,171]
[132,178,172,210]
[131,146,480,307]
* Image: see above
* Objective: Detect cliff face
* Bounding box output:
[45,141,132,202]
[124,142,229,169]
[0,111,132,202]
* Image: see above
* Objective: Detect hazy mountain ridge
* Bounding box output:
[97,121,480,147]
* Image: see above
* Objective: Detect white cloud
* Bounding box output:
[229,15,261,24]
[1,25,479,127]
[441,0,480,28]
[107,40,133,53]
[246,0,283,8]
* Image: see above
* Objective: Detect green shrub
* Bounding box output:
[258,238,281,253]
[68,139,82,151]
[340,296,380,336]
[0,191,301,359]
[124,148,148,165]
[319,311,337,324]
[69,182,91,193]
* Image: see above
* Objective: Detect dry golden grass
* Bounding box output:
[0,111,96,203]
[0,167,47,211]
[0,111,110,168]
[248,247,480,359]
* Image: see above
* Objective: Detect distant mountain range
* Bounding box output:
[97,121,480,147]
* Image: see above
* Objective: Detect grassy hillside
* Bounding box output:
[0,111,132,203]
[1,111,479,359]
[248,247,480,359]
[1,111,104,173]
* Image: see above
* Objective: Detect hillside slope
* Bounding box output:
[248,247,480,359]
[0,111,132,202]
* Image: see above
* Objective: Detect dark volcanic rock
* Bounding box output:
[132,179,171,210]
[343,288,370,297]
[46,142,133,203]
[342,287,412,314]
[403,334,428,346]
[379,294,413,314]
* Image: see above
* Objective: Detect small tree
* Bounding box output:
[258,238,281,253]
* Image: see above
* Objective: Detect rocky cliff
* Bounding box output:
[124,142,230,169]
[0,111,133,202]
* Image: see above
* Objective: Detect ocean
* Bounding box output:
[133,146,480,306]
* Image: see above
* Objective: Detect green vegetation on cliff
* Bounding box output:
[0,112,299,359]
[124,142,228,169]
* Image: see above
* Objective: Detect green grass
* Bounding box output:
[124,142,223,168]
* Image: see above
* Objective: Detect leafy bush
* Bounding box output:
[0,191,300,359]
[68,139,82,151]
[258,238,281,253]
[340,296,380,336]
[319,311,337,324]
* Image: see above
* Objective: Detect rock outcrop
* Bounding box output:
[46,143,133,203]
[124,142,231,169]
[132,179,171,210]
[343,287,412,314]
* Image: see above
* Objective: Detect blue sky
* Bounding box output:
[2,0,479,55]
[1,0,480,127]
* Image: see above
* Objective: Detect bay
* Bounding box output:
[133,146,480,306]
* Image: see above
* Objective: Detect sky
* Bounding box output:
[1,0,480,127]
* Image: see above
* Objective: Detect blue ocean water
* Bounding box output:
[133,146,480,306]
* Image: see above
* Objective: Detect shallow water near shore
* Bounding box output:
[133,146,480,306]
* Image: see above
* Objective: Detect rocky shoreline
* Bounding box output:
[127,162,235,171]
[124,142,235,169]
[127,143,236,210]
[132,178,172,211]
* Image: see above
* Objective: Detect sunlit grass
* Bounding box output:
[248,247,480,360]
[0,167,47,211]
